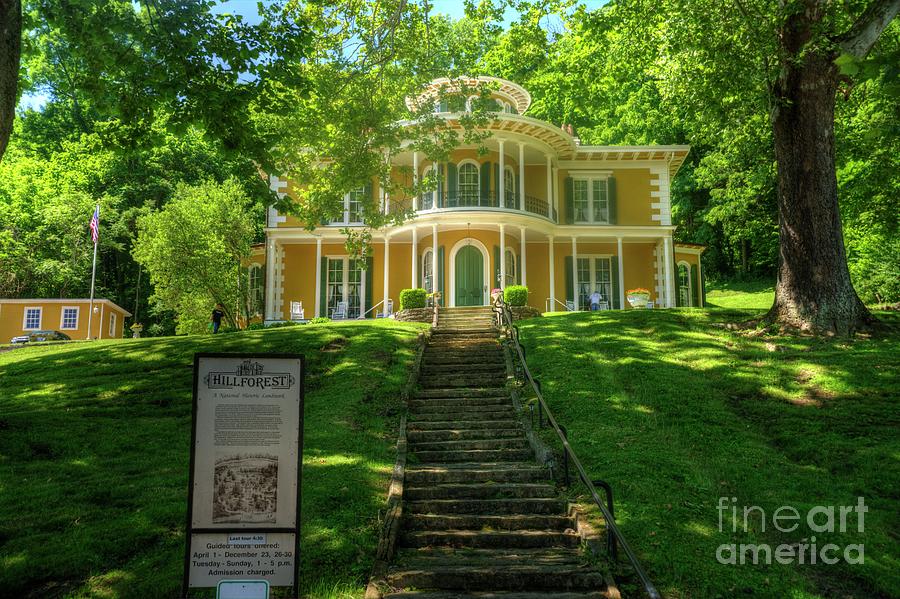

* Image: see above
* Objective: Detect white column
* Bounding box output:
[412,151,419,211]
[617,237,625,310]
[571,237,579,311]
[548,235,555,309]
[546,155,552,217]
[265,238,276,320]
[518,142,526,211]
[382,235,390,314]
[664,236,674,308]
[314,238,323,317]
[411,227,418,288]
[552,166,559,220]
[519,226,527,287]
[499,224,507,289]
[432,225,438,298]
[698,255,704,307]
[498,140,506,208]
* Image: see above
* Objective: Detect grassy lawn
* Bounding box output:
[519,308,898,598]
[0,320,426,599]
[705,280,775,309]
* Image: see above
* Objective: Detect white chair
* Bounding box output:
[332,301,348,320]
[290,301,305,321]
[598,301,609,311]
[565,300,575,311]
[646,301,654,309]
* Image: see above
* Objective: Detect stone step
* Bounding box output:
[406,428,522,443]
[411,448,533,463]
[415,388,510,399]
[405,463,546,484]
[411,403,513,415]
[421,376,506,389]
[432,328,498,335]
[386,566,604,593]
[407,419,520,431]
[408,410,513,422]
[422,355,505,365]
[409,438,529,452]
[408,397,510,409]
[395,547,584,565]
[405,513,575,531]
[406,498,568,515]
[421,363,506,374]
[404,482,558,501]
[385,590,608,599]
[400,529,582,549]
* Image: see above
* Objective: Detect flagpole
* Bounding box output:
[87,205,99,340]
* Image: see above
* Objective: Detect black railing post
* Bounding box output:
[592,479,618,560]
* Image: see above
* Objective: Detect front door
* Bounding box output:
[455,245,484,306]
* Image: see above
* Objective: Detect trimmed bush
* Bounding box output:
[399,288,427,310]
[308,317,331,325]
[504,285,529,306]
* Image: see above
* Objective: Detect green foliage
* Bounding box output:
[132,178,258,334]
[0,320,427,597]
[504,284,528,306]
[308,317,331,325]
[399,288,427,310]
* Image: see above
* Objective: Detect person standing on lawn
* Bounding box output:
[211,303,225,334]
[589,290,602,311]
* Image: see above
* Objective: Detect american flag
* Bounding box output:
[89,205,100,244]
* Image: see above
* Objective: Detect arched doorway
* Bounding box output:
[455,245,484,306]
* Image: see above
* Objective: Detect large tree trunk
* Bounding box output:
[0,0,21,162]
[767,12,873,335]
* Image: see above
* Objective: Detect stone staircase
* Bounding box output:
[383,306,609,598]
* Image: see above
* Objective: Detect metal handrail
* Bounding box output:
[360,300,384,319]
[545,297,574,312]
[492,296,661,599]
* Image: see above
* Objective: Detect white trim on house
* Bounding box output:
[0,298,131,316]
[59,306,80,330]
[22,306,42,330]
[677,260,692,307]
[448,237,490,307]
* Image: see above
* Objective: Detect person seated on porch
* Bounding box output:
[589,290,603,311]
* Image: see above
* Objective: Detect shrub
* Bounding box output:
[504,285,529,306]
[399,288,427,310]
[308,317,331,325]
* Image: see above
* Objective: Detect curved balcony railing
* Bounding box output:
[406,190,557,222]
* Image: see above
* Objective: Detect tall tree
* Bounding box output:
[0,0,20,159]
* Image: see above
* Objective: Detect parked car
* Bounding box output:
[12,330,72,344]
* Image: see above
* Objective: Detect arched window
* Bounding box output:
[504,248,517,287]
[420,164,437,210]
[248,265,264,316]
[504,166,516,206]
[458,162,479,206]
[678,263,692,307]
[422,248,434,293]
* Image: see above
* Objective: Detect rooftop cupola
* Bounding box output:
[405,76,532,115]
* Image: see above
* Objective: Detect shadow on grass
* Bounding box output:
[0,321,426,598]
[518,309,899,599]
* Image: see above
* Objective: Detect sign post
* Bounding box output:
[182,353,304,598]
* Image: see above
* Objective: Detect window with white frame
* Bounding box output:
[420,165,437,210]
[678,263,692,307]
[504,166,516,206]
[23,307,41,330]
[458,162,479,205]
[248,265,264,316]
[109,312,117,337]
[326,257,365,318]
[576,256,612,309]
[331,187,366,225]
[422,248,434,293]
[504,248,517,287]
[573,178,609,224]
[61,307,79,330]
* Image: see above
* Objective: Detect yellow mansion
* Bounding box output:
[253,77,703,321]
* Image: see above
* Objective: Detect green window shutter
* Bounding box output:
[480,162,491,205]
[437,246,445,306]
[436,163,444,207]
[565,256,573,304]
[610,257,620,309]
[700,264,706,307]
[365,256,374,317]
[493,163,500,206]
[564,177,574,224]
[448,163,458,206]
[691,264,700,308]
[439,99,448,112]
[493,245,500,288]
[607,177,617,224]
[319,257,328,317]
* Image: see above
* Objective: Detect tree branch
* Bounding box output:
[838,0,900,58]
